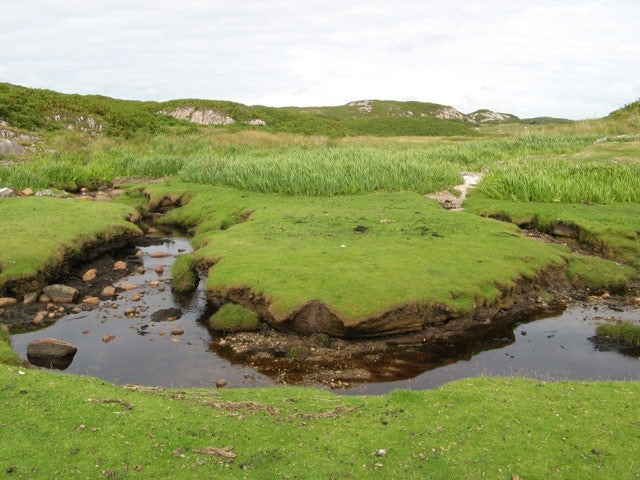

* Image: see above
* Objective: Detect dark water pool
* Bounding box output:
[9,238,640,393]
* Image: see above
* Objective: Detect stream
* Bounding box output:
[8,237,640,393]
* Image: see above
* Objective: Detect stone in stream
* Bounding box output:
[82,268,97,282]
[113,261,127,270]
[151,307,183,322]
[150,251,171,258]
[136,266,145,274]
[155,265,164,274]
[43,284,78,303]
[117,283,138,291]
[101,285,116,297]
[82,296,100,306]
[170,328,184,336]
[0,297,17,307]
[23,292,38,305]
[27,338,77,369]
[102,334,116,343]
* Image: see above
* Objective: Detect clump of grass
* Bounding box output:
[209,303,260,332]
[171,254,199,294]
[596,321,640,346]
[566,256,634,292]
[0,325,22,365]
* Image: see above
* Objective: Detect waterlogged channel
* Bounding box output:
[9,237,640,393]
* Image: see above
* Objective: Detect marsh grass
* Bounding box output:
[596,321,640,346]
[209,303,260,332]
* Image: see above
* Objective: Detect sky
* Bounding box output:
[1,0,639,119]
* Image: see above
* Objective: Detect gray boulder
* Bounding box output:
[27,338,77,369]
[43,284,78,303]
[0,187,16,198]
[0,139,22,155]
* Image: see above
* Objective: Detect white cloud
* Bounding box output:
[0,0,638,118]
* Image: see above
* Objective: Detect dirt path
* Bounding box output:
[426,172,482,210]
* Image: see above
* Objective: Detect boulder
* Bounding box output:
[0,187,16,198]
[27,338,77,369]
[43,284,78,303]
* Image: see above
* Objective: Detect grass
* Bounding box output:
[1,359,639,479]
[0,196,140,295]
[171,254,199,294]
[209,303,260,332]
[465,194,640,270]
[148,182,575,324]
[596,321,640,347]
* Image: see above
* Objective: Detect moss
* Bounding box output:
[596,321,640,346]
[171,254,199,294]
[209,303,260,333]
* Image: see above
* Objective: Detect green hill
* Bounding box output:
[0,83,477,138]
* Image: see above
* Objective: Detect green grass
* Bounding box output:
[465,195,640,270]
[0,197,140,295]
[171,254,199,294]
[1,360,639,479]
[148,182,574,324]
[209,303,260,332]
[596,321,640,347]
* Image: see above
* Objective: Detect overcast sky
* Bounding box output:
[1,0,638,119]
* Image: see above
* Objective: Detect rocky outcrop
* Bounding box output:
[248,119,266,126]
[165,107,235,125]
[434,107,467,121]
[0,139,22,155]
[467,110,519,123]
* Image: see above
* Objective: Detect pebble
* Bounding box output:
[82,296,100,306]
[216,379,228,388]
[101,286,116,297]
[155,265,164,274]
[81,330,90,334]
[150,251,170,258]
[32,312,46,324]
[170,328,184,336]
[117,283,138,291]
[170,338,180,343]
[130,294,141,302]
[149,281,160,287]
[22,292,39,306]
[136,266,145,274]
[71,307,82,314]
[113,261,127,270]
[135,250,143,258]
[82,269,97,282]
[0,297,17,307]
[102,334,116,343]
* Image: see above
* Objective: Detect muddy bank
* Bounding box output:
[213,263,575,340]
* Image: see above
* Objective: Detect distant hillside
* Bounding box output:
[608,99,640,119]
[0,82,578,141]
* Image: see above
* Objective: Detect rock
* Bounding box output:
[216,379,228,388]
[601,292,611,299]
[0,138,22,155]
[147,227,159,234]
[634,297,640,306]
[32,312,46,324]
[113,261,127,270]
[43,284,78,303]
[134,250,143,258]
[150,251,171,258]
[149,280,160,287]
[102,334,116,343]
[82,268,97,282]
[170,338,180,343]
[27,338,77,369]
[117,283,138,291]
[155,265,164,274]
[71,307,82,314]
[130,294,142,301]
[21,187,34,196]
[170,328,184,336]
[0,187,17,198]
[0,297,17,307]
[81,329,90,334]
[136,266,145,274]
[23,292,39,305]
[35,189,56,197]
[39,294,52,303]
[151,307,183,322]
[248,118,266,126]
[101,285,116,297]
[82,296,100,306]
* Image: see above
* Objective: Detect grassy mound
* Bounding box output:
[149,182,576,329]
[209,303,260,333]
[171,254,199,294]
[596,321,640,347]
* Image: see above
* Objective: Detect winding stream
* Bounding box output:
[8,237,640,393]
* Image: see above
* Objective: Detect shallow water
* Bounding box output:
[10,238,640,393]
